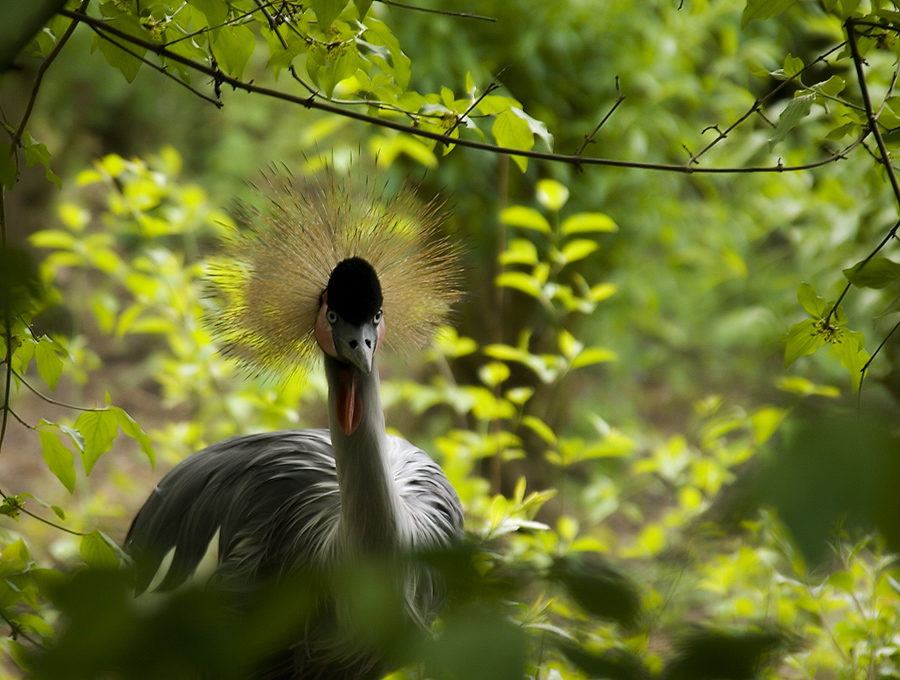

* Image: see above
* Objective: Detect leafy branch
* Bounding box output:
[54,5,869,175]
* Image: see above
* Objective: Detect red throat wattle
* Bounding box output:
[336,366,363,436]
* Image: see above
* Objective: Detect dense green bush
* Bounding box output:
[5,0,900,678]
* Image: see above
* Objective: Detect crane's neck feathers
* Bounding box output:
[324,354,402,554]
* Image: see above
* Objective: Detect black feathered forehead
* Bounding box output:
[325,257,383,325]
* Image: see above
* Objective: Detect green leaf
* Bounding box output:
[38,430,76,494]
[93,15,147,83]
[80,530,121,569]
[843,257,900,289]
[8,639,31,672]
[34,337,64,390]
[776,376,841,398]
[312,0,347,28]
[560,239,599,265]
[74,410,119,475]
[500,206,551,233]
[751,407,786,444]
[522,415,557,445]
[797,282,826,317]
[187,0,227,25]
[112,406,155,467]
[813,75,845,97]
[558,329,582,359]
[769,94,814,147]
[22,132,61,189]
[354,0,373,17]
[211,24,255,80]
[572,347,618,369]
[784,318,827,368]
[499,239,539,266]
[478,362,510,388]
[561,212,618,234]
[492,109,534,171]
[535,179,569,211]
[496,271,543,299]
[781,53,804,79]
[832,330,869,392]
[741,0,800,27]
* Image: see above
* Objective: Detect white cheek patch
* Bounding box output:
[315,303,338,358]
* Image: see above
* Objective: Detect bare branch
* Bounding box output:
[444,66,509,140]
[686,41,847,166]
[573,76,625,158]
[87,26,223,107]
[847,19,900,214]
[377,0,496,22]
[11,0,91,153]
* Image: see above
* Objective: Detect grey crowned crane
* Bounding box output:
[124,173,465,680]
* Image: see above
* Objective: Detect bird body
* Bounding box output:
[125,174,463,679]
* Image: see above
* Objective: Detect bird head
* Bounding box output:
[315,258,386,435]
[206,170,460,420]
[316,257,385,376]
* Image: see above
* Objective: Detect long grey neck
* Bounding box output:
[324,355,402,557]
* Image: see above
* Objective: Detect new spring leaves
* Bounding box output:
[787,254,900,390]
[785,279,870,391]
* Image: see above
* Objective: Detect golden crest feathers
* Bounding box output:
[207,171,461,376]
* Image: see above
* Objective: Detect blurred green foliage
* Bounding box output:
[5,0,900,679]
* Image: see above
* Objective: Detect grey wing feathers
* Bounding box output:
[126,431,463,596]
[126,429,340,594]
[388,435,464,548]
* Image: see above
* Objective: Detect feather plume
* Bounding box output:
[206,171,461,377]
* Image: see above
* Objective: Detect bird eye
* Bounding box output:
[327,310,338,325]
[373,310,383,324]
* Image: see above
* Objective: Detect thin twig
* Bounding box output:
[574,76,626,157]
[10,0,91,153]
[11,369,107,413]
[84,25,223,107]
[444,66,509,140]
[687,41,848,166]
[860,313,900,374]
[825,220,900,325]
[377,0,496,22]
[847,19,900,212]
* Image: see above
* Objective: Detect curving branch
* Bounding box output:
[59,7,864,175]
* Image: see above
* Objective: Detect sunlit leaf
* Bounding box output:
[34,336,64,390]
[80,530,121,569]
[113,406,155,467]
[522,415,557,445]
[741,0,800,27]
[312,0,347,28]
[797,282,826,317]
[843,257,900,289]
[492,109,534,171]
[210,24,255,80]
[38,430,76,494]
[535,179,569,211]
[784,318,827,367]
[561,212,618,235]
[93,15,147,83]
[74,410,119,475]
[571,347,618,369]
[496,271,543,299]
[500,206,551,233]
[560,239,598,265]
[769,94,814,147]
